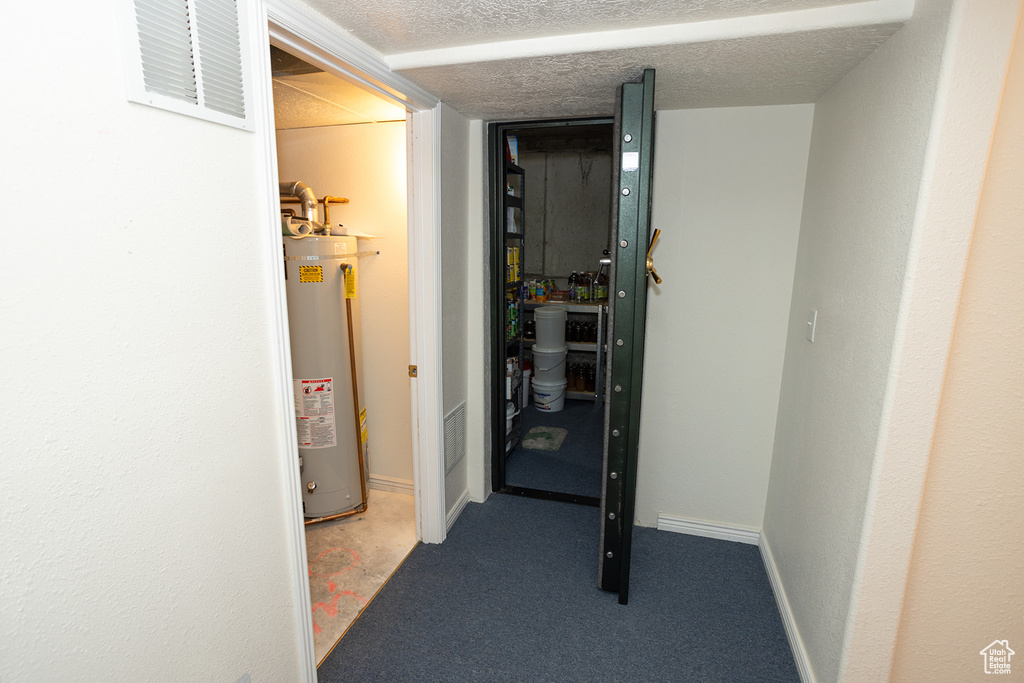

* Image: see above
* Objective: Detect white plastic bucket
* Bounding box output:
[522,369,531,406]
[534,307,566,350]
[533,378,567,412]
[532,347,567,382]
[506,401,519,434]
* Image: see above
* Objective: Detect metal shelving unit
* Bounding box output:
[524,300,607,402]
[503,161,525,452]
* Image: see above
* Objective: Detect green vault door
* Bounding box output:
[598,68,658,605]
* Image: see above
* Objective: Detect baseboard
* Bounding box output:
[445,490,471,533]
[759,533,816,683]
[368,475,415,495]
[657,515,814,680]
[656,514,760,545]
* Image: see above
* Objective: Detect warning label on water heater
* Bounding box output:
[294,378,337,449]
[299,265,323,283]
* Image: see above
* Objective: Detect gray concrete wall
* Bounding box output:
[520,151,612,284]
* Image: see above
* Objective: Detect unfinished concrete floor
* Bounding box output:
[306,488,417,665]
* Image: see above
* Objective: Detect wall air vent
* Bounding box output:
[444,402,466,475]
[121,0,253,130]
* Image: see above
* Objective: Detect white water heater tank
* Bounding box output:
[283,235,366,518]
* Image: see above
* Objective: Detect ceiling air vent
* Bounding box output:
[121,0,253,130]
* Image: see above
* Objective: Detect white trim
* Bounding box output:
[250,3,316,681]
[655,514,760,545]
[387,0,913,70]
[657,517,815,680]
[264,0,437,109]
[369,474,415,495]
[760,533,816,683]
[445,490,472,533]
[408,105,448,544]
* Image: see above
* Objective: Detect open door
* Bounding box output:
[598,68,658,604]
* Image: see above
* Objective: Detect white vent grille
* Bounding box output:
[135,0,197,103]
[443,402,466,475]
[193,0,245,118]
[122,0,251,130]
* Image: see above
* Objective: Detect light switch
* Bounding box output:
[806,309,818,343]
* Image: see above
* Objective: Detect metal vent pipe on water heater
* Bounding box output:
[280,180,319,224]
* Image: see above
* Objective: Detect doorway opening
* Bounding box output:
[270,44,417,665]
[489,118,615,507]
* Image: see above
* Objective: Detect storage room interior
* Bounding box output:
[497,121,617,502]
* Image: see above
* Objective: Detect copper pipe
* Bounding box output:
[280,195,350,230]
[322,196,350,229]
[304,502,367,526]
[345,264,369,508]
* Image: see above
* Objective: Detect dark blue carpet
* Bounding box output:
[318,495,798,682]
[505,399,604,497]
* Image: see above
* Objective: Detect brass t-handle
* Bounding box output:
[646,228,662,284]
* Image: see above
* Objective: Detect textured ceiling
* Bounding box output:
[287,0,910,122]
[273,72,407,129]
[303,0,867,53]
[270,46,406,129]
[395,23,901,119]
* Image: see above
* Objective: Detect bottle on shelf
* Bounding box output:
[594,270,609,301]
[568,363,580,392]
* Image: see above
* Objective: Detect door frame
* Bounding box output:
[259,0,444,675]
[487,117,613,505]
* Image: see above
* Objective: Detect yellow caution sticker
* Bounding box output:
[299,265,323,283]
[359,407,368,444]
[344,265,357,299]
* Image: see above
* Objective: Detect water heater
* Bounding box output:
[283,235,367,518]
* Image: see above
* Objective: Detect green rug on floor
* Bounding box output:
[522,426,568,451]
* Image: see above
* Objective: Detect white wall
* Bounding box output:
[0,1,307,680]
[466,120,492,503]
[438,103,471,516]
[635,105,813,530]
[761,2,956,681]
[276,122,414,486]
[837,1,1022,677]
[892,8,1024,675]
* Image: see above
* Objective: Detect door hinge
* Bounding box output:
[409,365,418,378]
